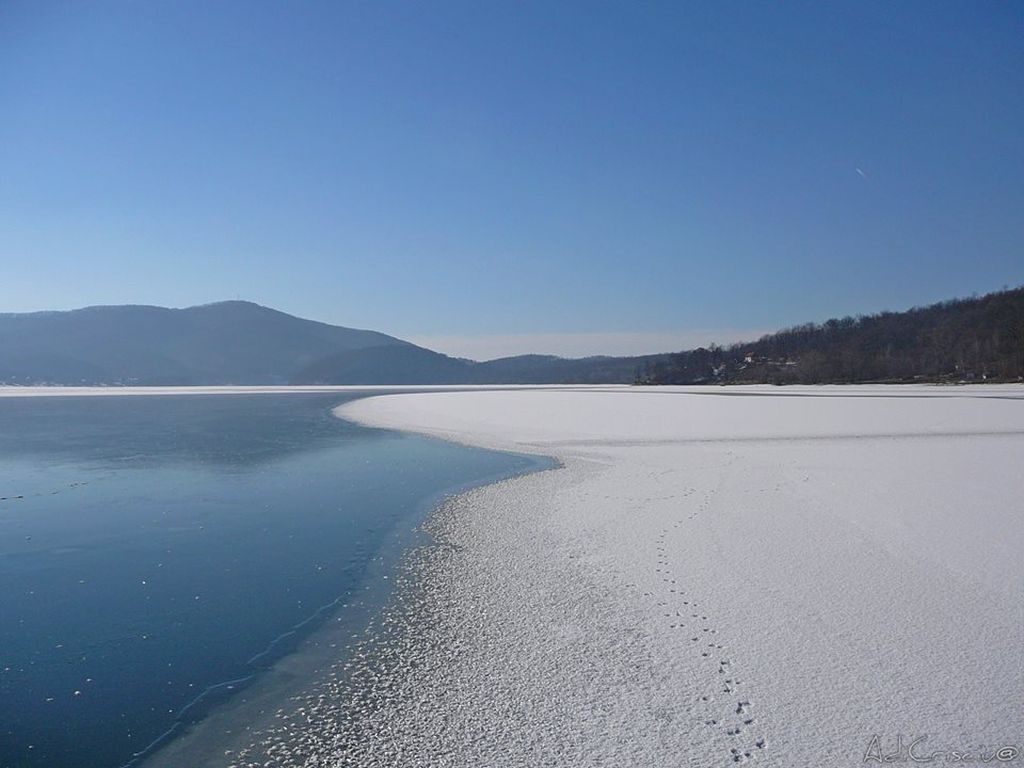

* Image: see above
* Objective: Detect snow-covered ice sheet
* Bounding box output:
[324,386,1023,767]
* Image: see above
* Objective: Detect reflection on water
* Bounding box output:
[0,394,542,768]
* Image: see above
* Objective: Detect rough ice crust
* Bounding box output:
[239,385,1024,767]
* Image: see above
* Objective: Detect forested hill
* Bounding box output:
[640,287,1024,385]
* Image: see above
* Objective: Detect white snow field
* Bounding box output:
[319,386,1024,767]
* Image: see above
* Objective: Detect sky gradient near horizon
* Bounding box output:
[1,1,1022,358]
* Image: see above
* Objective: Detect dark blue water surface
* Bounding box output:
[0,394,545,768]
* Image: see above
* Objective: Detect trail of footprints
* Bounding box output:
[652,489,767,764]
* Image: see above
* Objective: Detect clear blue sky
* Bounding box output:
[1,1,1021,356]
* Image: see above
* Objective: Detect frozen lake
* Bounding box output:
[0,393,546,767]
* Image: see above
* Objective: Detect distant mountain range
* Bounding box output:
[2,289,1021,386]
[0,301,657,385]
[0,302,407,385]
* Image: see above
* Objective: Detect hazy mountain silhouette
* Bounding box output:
[0,300,655,385]
[0,301,407,385]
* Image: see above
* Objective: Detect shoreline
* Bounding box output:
[1,381,1020,401]
[137,424,554,768]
